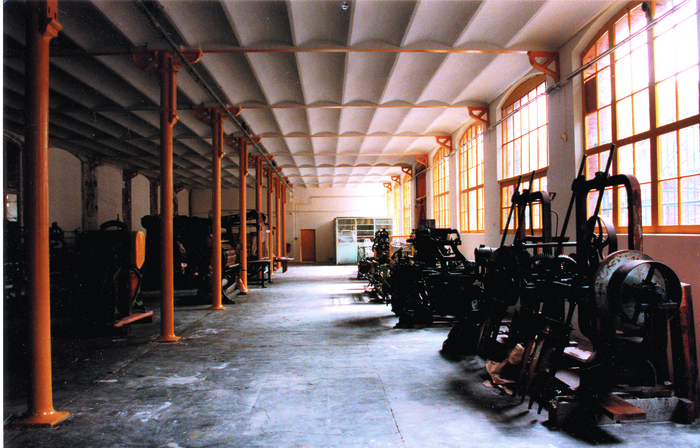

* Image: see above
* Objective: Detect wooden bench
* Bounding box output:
[274,257,294,273]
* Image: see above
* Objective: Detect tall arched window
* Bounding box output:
[432,146,450,228]
[459,123,485,232]
[583,0,699,232]
[499,75,548,230]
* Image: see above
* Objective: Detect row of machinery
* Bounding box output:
[360,145,698,426]
[6,209,278,332]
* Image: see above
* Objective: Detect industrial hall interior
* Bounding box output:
[3,0,700,446]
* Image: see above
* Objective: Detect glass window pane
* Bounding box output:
[598,67,612,107]
[632,90,650,134]
[635,140,651,184]
[681,175,700,224]
[678,68,699,120]
[675,18,699,71]
[615,55,632,98]
[587,154,600,178]
[617,97,633,139]
[631,46,649,92]
[659,131,679,180]
[538,96,547,127]
[600,106,613,144]
[655,30,676,80]
[661,179,679,225]
[618,144,634,174]
[618,186,629,226]
[680,124,700,176]
[656,77,677,125]
[586,113,599,149]
[524,133,533,172]
[597,32,610,67]
[615,15,630,44]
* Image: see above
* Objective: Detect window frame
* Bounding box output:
[499,75,549,232]
[459,123,485,233]
[582,0,700,233]
[432,146,450,228]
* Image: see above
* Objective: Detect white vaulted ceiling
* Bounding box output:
[3,0,618,190]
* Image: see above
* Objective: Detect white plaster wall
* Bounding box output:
[48,147,81,232]
[132,174,150,232]
[97,164,122,226]
[190,186,259,219]
[289,184,388,263]
[176,188,190,217]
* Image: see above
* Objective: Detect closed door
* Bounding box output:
[300,229,316,262]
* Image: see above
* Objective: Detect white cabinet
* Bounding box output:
[334,217,392,265]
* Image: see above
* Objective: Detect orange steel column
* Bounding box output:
[15,0,68,427]
[274,177,282,270]
[266,167,275,273]
[195,108,226,310]
[255,156,264,261]
[238,138,249,292]
[133,51,201,342]
[155,51,181,342]
[281,183,288,257]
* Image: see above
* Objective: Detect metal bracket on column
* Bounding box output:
[401,166,413,177]
[226,136,252,176]
[133,50,202,125]
[436,136,452,154]
[391,175,401,185]
[33,0,62,37]
[87,156,103,171]
[383,182,393,192]
[467,106,489,127]
[174,184,185,194]
[194,106,241,126]
[415,154,428,168]
[527,51,560,82]
[133,49,203,78]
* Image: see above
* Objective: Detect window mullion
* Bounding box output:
[647,14,661,231]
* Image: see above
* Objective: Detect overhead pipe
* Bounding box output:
[132,0,291,191]
[14,0,69,427]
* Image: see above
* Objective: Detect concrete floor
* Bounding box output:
[4,264,700,447]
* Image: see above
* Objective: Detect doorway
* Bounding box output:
[300,229,316,262]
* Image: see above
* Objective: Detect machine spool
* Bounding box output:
[607,259,682,327]
[592,250,682,341]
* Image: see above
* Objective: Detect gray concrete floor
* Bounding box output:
[4,264,700,447]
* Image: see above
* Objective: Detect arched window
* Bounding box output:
[499,75,548,231]
[403,174,411,234]
[459,123,485,232]
[432,146,450,228]
[583,0,699,232]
